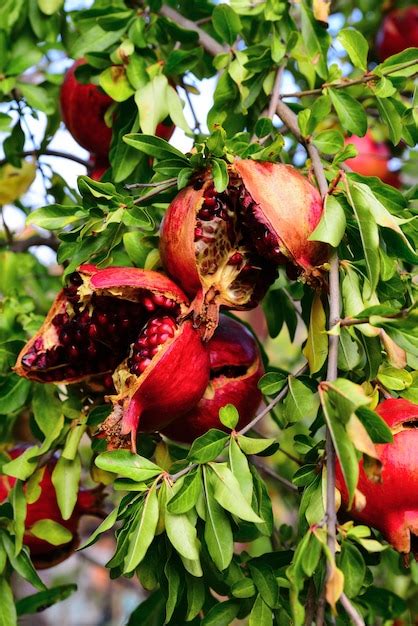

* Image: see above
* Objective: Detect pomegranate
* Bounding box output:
[88,155,110,181]
[14,265,210,451]
[160,159,327,339]
[336,399,418,557]
[162,315,264,442]
[376,7,418,61]
[60,59,113,157]
[344,134,401,187]
[0,447,104,569]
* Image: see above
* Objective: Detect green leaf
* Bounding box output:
[1,534,46,591]
[164,553,181,623]
[284,377,319,422]
[328,89,367,136]
[27,204,84,230]
[166,469,201,514]
[165,508,201,562]
[95,451,162,482]
[339,542,365,598]
[29,520,73,546]
[136,75,170,135]
[376,97,403,145]
[378,365,412,391]
[212,4,241,46]
[300,1,330,80]
[229,438,253,504]
[17,83,54,114]
[11,481,26,555]
[309,195,346,247]
[32,384,62,438]
[126,591,165,625]
[211,158,229,192]
[100,66,134,102]
[249,594,273,626]
[124,486,159,573]
[258,372,287,396]
[16,585,76,616]
[237,435,277,455]
[79,507,118,550]
[303,294,328,374]
[123,133,188,162]
[249,561,279,608]
[337,28,368,71]
[37,0,63,15]
[0,375,31,415]
[377,48,418,78]
[188,430,229,464]
[312,129,344,154]
[185,573,205,621]
[203,467,233,571]
[51,455,81,521]
[219,404,239,429]
[232,578,257,598]
[210,464,263,523]
[0,577,17,626]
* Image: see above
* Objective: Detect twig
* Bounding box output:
[339,593,365,626]
[1,234,60,253]
[132,179,178,205]
[267,66,285,120]
[159,5,227,56]
[340,309,409,326]
[304,580,317,626]
[251,427,303,465]
[1,208,13,245]
[0,149,89,168]
[126,177,177,190]
[181,81,202,133]
[249,456,298,493]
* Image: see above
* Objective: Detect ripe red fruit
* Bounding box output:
[162,315,264,442]
[60,59,113,157]
[0,447,104,569]
[15,265,209,451]
[344,133,401,187]
[376,7,418,61]
[88,155,110,181]
[160,159,327,339]
[336,399,418,557]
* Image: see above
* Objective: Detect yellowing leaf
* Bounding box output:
[0,161,36,204]
[313,0,331,23]
[346,414,377,459]
[379,329,407,369]
[325,565,344,612]
[303,294,328,373]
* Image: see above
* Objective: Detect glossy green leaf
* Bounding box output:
[328,88,367,136]
[212,4,241,45]
[29,520,73,546]
[337,28,368,71]
[309,195,346,247]
[16,585,77,616]
[124,486,159,573]
[51,455,81,521]
[95,451,162,482]
[210,463,263,523]
[188,429,229,464]
[166,469,201,515]
[249,593,273,626]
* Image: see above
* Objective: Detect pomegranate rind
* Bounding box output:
[233,159,328,275]
[14,265,189,384]
[336,399,418,557]
[162,316,264,442]
[102,320,210,450]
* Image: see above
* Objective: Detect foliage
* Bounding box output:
[0,0,417,624]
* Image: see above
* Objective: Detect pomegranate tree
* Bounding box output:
[162,315,264,442]
[0,447,104,569]
[376,7,418,61]
[336,399,418,557]
[15,265,210,451]
[160,159,327,338]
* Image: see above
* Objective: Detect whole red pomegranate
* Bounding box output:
[376,7,418,61]
[61,59,175,158]
[162,315,264,442]
[160,159,327,339]
[344,133,401,187]
[336,399,418,557]
[0,447,104,569]
[14,265,210,451]
[60,59,113,157]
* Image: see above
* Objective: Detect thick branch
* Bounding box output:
[159,5,227,56]
[2,234,60,253]
[0,149,89,168]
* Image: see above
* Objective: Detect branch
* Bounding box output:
[340,308,409,327]
[249,456,298,493]
[339,593,365,626]
[0,149,89,168]
[267,66,285,120]
[159,5,227,56]
[1,234,60,253]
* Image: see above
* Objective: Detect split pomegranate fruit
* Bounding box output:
[162,315,264,442]
[0,447,104,569]
[336,399,418,557]
[160,159,327,339]
[344,133,400,187]
[15,265,210,451]
[376,6,418,61]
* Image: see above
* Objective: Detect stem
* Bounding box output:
[159,5,227,56]
[1,234,60,253]
[249,456,298,493]
[126,177,177,190]
[132,179,178,205]
[340,308,409,326]
[267,66,285,120]
[0,149,89,168]
[181,81,202,133]
[339,593,365,626]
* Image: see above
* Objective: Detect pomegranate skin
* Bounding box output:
[162,315,264,442]
[336,399,418,556]
[344,134,400,187]
[88,155,110,181]
[0,447,104,569]
[376,7,418,61]
[60,59,113,157]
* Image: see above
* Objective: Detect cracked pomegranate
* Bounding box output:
[160,159,327,339]
[336,399,418,558]
[162,315,264,442]
[0,447,104,569]
[376,7,418,61]
[15,265,210,451]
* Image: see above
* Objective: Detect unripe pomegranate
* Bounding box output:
[60,59,113,157]
[162,315,264,442]
[60,59,175,158]
[0,447,104,569]
[160,159,327,339]
[336,399,418,557]
[344,134,401,187]
[376,7,418,61]
[15,265,210,451]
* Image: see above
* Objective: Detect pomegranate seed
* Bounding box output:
[195,227,204,238]
[198,208,212,220]
[88,324,98,338]
[228,252,243,266]
[103,374,114,389]
[143,297,155,311]
[60,331,71,345]
[153,294,166,307]
[97,313,108,326]
[138,359,152,373]
[69,345,79,360]
[159,333,170,343]
[204,196,216,207]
